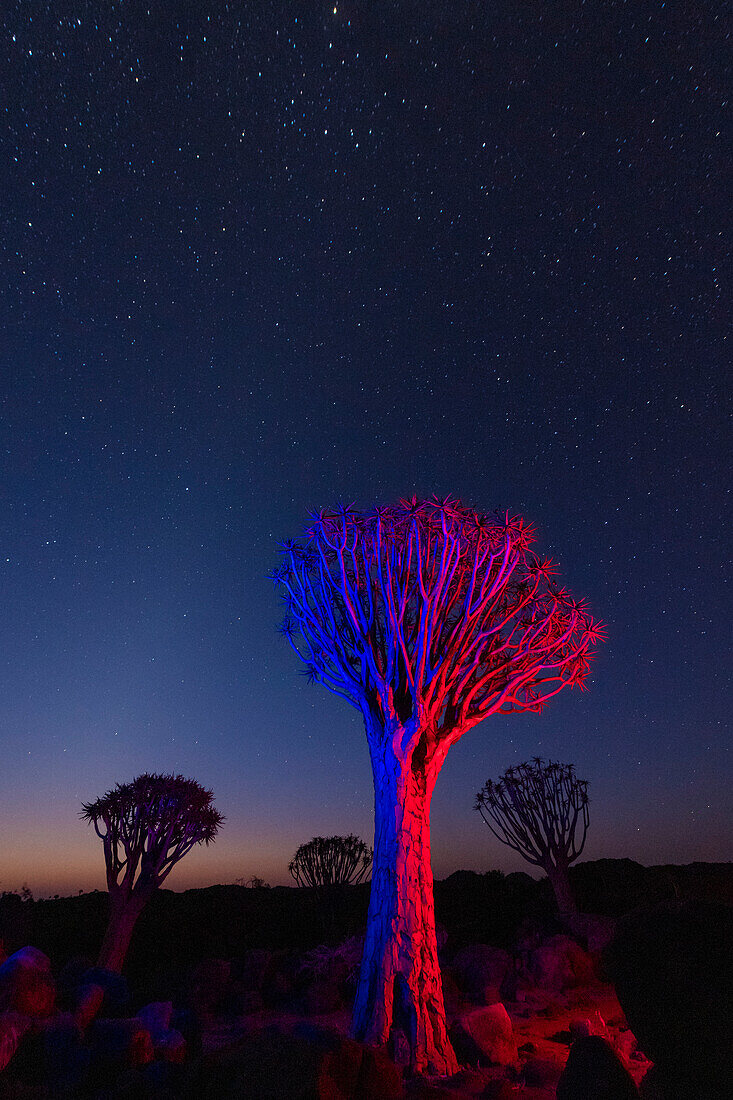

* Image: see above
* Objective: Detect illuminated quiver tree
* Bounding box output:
[476,758,590,917]
[82,773,223,972]
[271,498,604,1073]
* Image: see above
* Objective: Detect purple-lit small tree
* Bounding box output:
[271,498,604,1073]
[476,758,589,917]
[82,773,223,972]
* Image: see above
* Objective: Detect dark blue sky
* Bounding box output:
[1,1,728,895]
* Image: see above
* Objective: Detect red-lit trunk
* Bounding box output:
[97,892,148,974]
[351,738,458,1076]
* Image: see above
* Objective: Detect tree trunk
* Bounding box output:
[546,861,577,917]
[97,892,148,973]
[351,740,458,1076]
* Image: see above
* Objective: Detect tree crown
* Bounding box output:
[289,834,373,889]
[82,772,223,892]
[476,757,589,867]
[271,498,605,749]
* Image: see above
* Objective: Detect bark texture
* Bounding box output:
[351,735,458,1076]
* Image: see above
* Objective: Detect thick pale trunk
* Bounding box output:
[97,893,148,973]
[352,741,458,1076]
[546,861,577,917]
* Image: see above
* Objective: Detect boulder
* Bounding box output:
[138,1001,173,1034]
[556,1036,639,1099]
[0,1009,31,1073]
[451,945,511,1005]
[0,947,55,1017]
[526,934,594,992]
[137,1002,186,1063]
[73,982,105,1031]
[449,1003,517,1066]
[605,900,733,1096]
[152,1028,187,1064]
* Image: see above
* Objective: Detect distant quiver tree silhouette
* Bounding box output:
[82,773,223,972]
[476,758,590,916]
[289,835,372,890]
[270,497,604,1074]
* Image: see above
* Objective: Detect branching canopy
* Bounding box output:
[270,498,605,759]
[475,758,589,868]
[289,834,373,889]
[81,773,224,897]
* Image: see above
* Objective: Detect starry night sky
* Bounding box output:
[1,2,729,896]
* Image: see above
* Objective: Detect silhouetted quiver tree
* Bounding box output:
[271,498,604,1073]
[82,773,223,972]
[476,758,589,916]
[290,834,372,940]
[289,835,372,890]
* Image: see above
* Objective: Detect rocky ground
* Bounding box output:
[3,865,731,1096]
[1,929,649,1098]
[190,981,648,1099]
[179,934,649,1099]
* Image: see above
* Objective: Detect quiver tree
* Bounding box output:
[289,835,373,891]
[476,758,589,917]
[82,773,223,972]
[270,498,604,1074]
[290,834,372,940]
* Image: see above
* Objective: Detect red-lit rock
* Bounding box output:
[0,946,55,1017]
[0,1009,31,1073]
[449,1003,518,1066]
